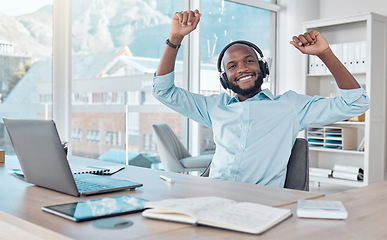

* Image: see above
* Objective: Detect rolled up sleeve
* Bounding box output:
[291,86,370,130]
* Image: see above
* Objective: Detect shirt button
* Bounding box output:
[240,145,244,148]
[231,175,234,178]
[236,158,239,161]
[244,107,248,111]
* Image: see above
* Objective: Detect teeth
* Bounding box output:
[239,76,252,81]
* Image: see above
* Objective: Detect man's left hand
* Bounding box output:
[290,31,330,56]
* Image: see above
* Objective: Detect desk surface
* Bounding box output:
[137,181,387,240]
[253,180,387,240]
[0,155,324,239]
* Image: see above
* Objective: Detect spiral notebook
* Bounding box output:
[11,165,125,179]
[70,164,125,175]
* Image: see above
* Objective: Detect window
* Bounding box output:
[71,128,83,142]
[0,1,278,166]
[71,0,184,163]
[0,0,53,155]
[70,0,278,167]
[143,133,150,150]
[197,0,277,154]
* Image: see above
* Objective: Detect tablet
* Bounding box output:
[42,195,148,222]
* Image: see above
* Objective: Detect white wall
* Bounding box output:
[277,0,387,95]
[319,0,387,19]
[277,0,319,95]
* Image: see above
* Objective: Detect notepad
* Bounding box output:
[297,200,348,219]
[142,196,292,235]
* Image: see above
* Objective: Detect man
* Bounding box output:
[153,10,369,187]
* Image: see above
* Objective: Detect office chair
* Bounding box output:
[201,138,309,191]
[152,124,213,173]
[284,138,309,191]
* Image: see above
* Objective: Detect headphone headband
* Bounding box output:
[217,40,265,73]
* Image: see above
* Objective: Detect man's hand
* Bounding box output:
[290,31,330,56]
[169,10,201,45]
[290,31,360,89]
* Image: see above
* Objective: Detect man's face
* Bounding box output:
[223,44,263,100]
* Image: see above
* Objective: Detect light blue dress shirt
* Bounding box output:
[152,71,370,187]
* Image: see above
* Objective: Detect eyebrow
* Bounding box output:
[225,55,256,68]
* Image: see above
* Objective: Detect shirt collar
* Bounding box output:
[227,88,275,104]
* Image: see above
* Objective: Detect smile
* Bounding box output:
[236,75,254,82]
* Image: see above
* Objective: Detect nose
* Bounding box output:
[236,63,248,73]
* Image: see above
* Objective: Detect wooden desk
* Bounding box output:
[229,180,387,240]
[0,155,323,239]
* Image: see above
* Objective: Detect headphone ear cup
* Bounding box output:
[259,61,269,78]
[220,72,230,90]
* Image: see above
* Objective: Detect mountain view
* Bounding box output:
[0,0,271,63]
[0,0,179,61]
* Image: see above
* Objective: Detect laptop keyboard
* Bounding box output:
[75,179,115,192]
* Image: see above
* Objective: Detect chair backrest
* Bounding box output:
[152,124,191,172]
[201,138,309,191]
[284,138,309,191]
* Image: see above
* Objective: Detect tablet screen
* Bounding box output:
[42,195,148,222]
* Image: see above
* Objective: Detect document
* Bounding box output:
[309,167,332,178]
[332,164,363,181]
[142,196,292,235]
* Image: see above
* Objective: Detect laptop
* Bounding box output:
[3,118,143,197]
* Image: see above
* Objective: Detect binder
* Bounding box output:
[308,55,316,75]
[360,41,366,73]
[347,42,356,72]
[354,42,361,73]
[342,42,349,71]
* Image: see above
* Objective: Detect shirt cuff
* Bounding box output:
[338,86,367,104]
[153,71,175,90]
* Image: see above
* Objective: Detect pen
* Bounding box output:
[160,175,175,183]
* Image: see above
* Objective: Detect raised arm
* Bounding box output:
[156,10,201,76]
[290,31,360,89]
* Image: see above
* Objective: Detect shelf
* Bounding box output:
[330,121,365,126]
[309,147,364,155]
[310,176,366,188]
[307,72,366,77]
[304,12,387,187]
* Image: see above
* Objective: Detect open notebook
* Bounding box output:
[143,196,292,234]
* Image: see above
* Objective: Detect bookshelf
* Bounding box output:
[303,12,387,187]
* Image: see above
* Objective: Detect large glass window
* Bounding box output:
[71,0,183,168]
[198,0,277,154]
[0,0,277,167]
[0,0,53,155]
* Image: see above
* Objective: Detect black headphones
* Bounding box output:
[217,40,270,90]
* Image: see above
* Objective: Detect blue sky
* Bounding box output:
[0,0,52,16]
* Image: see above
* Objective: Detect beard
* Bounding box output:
[229,73,264,97]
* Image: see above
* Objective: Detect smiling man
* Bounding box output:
[152,10,369,187]
[223,43,264,101]
[223,41,263,101]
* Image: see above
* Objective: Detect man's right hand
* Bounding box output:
[169,10,201,45]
